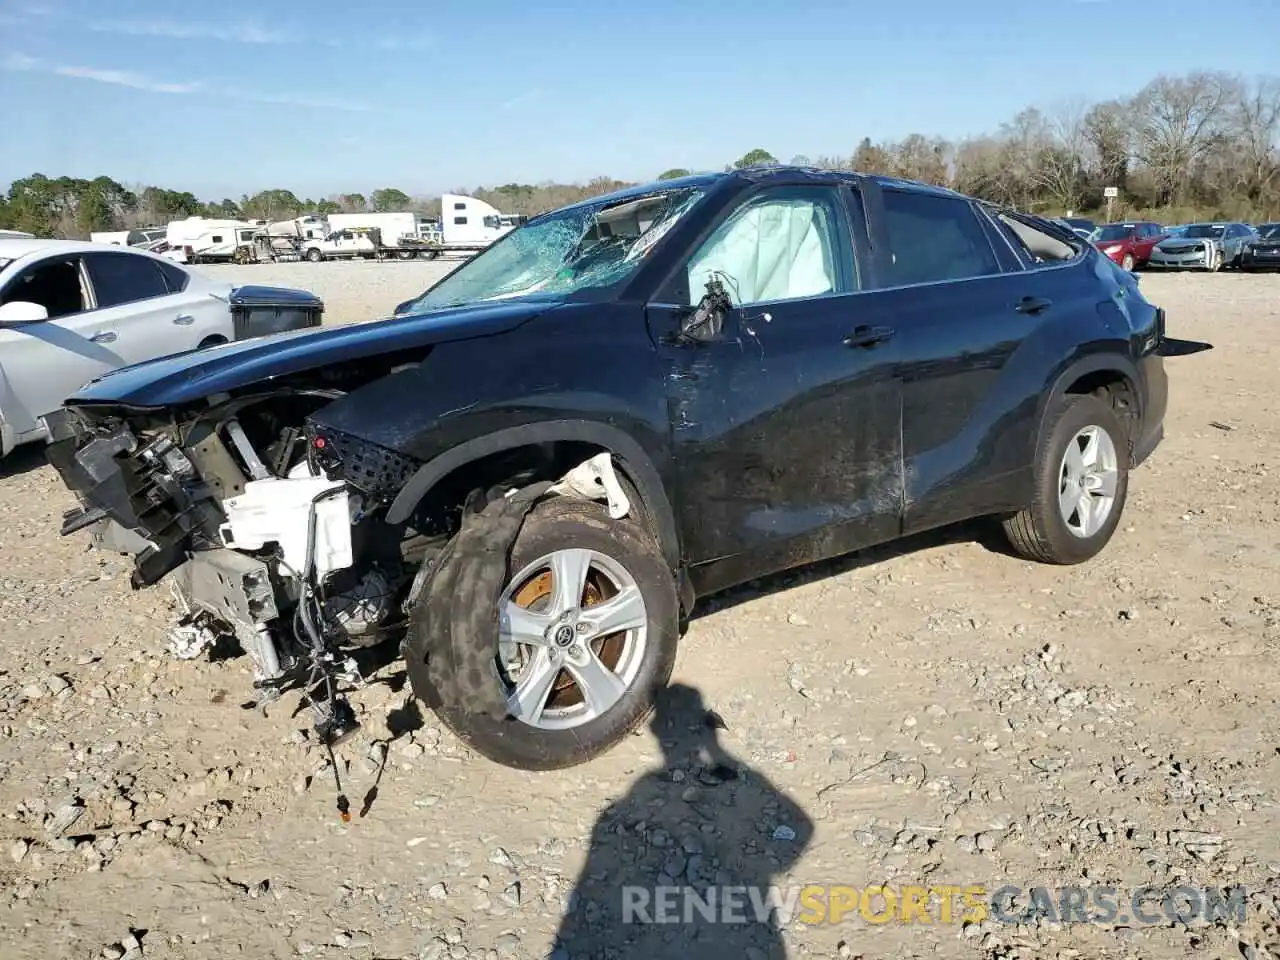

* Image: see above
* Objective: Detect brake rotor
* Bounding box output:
[509,562,627,710]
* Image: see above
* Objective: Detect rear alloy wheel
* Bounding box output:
[1121,253,1135,271]
[429,496,679,770]
[1002,394,1129,564]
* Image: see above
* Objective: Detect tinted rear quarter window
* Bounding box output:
[86,252,171,308]
[157,259,190,293]
[880,190,1003,286]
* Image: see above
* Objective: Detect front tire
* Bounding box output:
[1003,394,1129,564]
[427,496,679,770]
[1121,253,1135,271]
[306,248,324,263]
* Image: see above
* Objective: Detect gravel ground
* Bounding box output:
[200,258,463,325]
[2,268,1279,960]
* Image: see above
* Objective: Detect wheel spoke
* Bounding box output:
[1058,480,1079,525]
[1093,469,1118,498]
[1076,492,1095,537]
[565,648,628,716]
[1078,429,1100,470]
[507,648,560,723]
[578,585,647,637]
[500,600,552,647]
[549,549,593,617]
[1063,441,1086,477]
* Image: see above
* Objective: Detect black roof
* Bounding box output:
[551,165,966,217]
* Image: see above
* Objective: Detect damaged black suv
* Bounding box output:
[43,167,1196,771]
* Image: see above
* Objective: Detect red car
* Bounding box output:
[1092,221,1167,271]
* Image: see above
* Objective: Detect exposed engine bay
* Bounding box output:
[43,384,632,775]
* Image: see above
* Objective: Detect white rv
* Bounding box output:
[163,217,259,263]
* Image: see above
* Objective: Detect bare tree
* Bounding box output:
[1227,76,1280,204]
[891,134,951,186]
[953,137,1022,207]
[1129,72,1236,204]
[1023,99,1091,212]
[1082,99,1133,193]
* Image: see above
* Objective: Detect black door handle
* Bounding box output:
[843,324,894,348]
[1015,296,1052,315]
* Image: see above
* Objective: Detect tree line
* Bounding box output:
[2,70,1276,239]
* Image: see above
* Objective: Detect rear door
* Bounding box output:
[0,253,122,437]
[648,181,903,592]
[82,251,212,364]
[852,185,1079,532]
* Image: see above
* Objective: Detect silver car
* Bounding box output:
[1147,222,1257,271]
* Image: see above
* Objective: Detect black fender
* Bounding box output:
[385,419,682,572]
[1034,349,1141,459]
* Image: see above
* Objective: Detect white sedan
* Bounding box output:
[0,238,236,457]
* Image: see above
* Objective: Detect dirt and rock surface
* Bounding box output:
[1,264,1279,960]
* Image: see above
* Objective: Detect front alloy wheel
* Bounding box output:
[499,548,649,729]
[426,495,679,770]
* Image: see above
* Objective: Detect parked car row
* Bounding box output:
[1085,220,1280,273]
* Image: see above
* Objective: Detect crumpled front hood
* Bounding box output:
[65,300,551,408]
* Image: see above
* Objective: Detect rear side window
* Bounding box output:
[879,190,1002,286]
[157,259,190,293]
[85,252,170,308]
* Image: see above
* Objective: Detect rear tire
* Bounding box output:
[426,496,679,770]
[306,248,323,263]
[1002,394,1129,565]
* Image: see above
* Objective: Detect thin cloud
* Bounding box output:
[3,52,199,93]
[227,88,372,113]
[2,52,372,110]
[86,18,297,45]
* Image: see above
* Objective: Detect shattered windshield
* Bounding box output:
[400,186,706,312]
[1183,224,1225,239]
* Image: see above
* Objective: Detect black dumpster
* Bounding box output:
[228,285,325,340]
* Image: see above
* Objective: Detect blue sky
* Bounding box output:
[2,0,1278,199]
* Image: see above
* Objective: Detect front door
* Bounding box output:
[647,183,903,595]
[0,254,123,439]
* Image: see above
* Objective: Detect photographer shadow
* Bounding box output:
[549,682,813,959]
